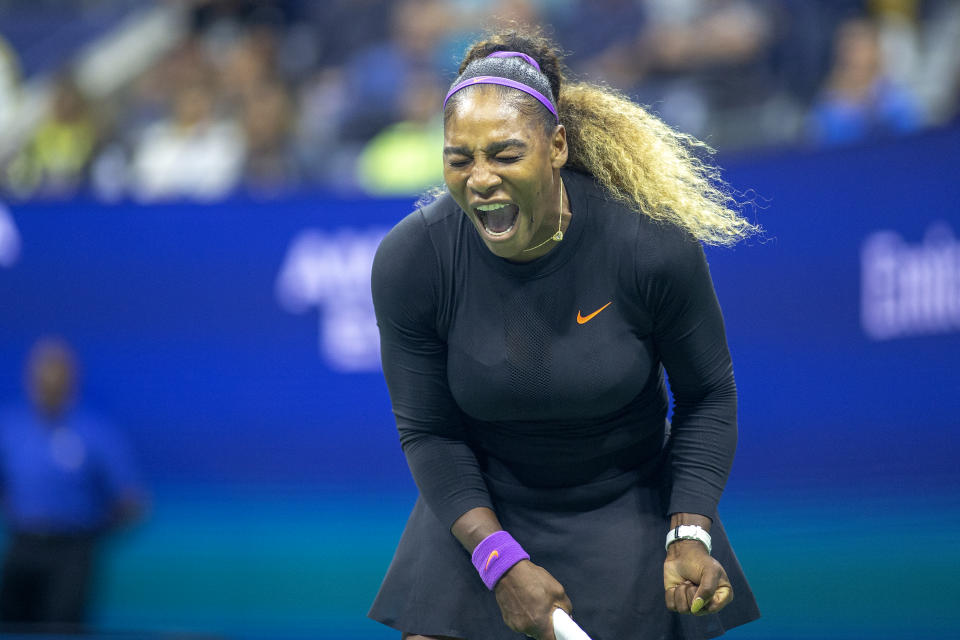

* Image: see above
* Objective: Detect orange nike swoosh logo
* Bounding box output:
[485,550,499,571]
[577,302,612,324]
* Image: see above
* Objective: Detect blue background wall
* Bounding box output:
[1,128,958,639]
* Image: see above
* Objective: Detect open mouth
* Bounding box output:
[474,203,520,237]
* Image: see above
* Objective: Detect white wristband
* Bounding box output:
[665,524,712,554]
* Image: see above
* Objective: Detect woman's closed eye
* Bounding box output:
[447,154,521,168]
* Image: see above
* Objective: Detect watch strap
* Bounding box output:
[665,524,712,554]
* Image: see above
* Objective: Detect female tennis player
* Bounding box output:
[369,28,761,640]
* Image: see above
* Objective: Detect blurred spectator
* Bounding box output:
[0,337,147,632]
[340,0,452,143]
[907,0,960,125]
[305,0,394,68]
[218,24,282,106]
[130,81,244,201]
[0,36,20,152]
[868,0,923,91]
[125,36,213,136]
[550,0,648,90]
[807,17,924,146]
[241,80,300,195]
[295,67,355,189]
[633,0,777,142]
[4,74,98,199]
[640,0,772,75]
[356,72,444,196]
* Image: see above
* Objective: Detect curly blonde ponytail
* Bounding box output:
[560,82,759,245]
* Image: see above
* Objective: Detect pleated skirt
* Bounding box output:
[368,455,760,640]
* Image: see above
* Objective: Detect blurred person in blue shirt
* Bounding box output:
[0,337,146,631]
[807,16,924,145]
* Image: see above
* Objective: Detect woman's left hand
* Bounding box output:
[663,539,733,615]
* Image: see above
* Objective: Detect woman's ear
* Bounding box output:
[550,124,568,168]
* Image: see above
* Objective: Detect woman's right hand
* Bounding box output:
[494,559,572,640]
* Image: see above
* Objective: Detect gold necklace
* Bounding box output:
[523,179,565,253]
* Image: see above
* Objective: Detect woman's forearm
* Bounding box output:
[669,512,712,532]
[451,506,504,553]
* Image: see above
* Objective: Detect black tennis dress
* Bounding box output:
[368,169,760,639]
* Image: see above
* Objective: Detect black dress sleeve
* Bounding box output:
[371,211,494,530]
[640,227,738,518]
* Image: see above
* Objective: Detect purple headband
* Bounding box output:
[443,51,559,123]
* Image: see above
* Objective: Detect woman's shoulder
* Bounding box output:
[571,169,699,262]
[570,170,705,283]
[417,190,460,227]
[372,192,459,313]
[633,217,708,297]
[571,169,642,232]
[378,192,458,255]
[377,192,457,261]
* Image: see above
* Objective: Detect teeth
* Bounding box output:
[476,203,509,211]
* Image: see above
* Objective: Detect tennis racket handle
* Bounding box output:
[552,608,593,640]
